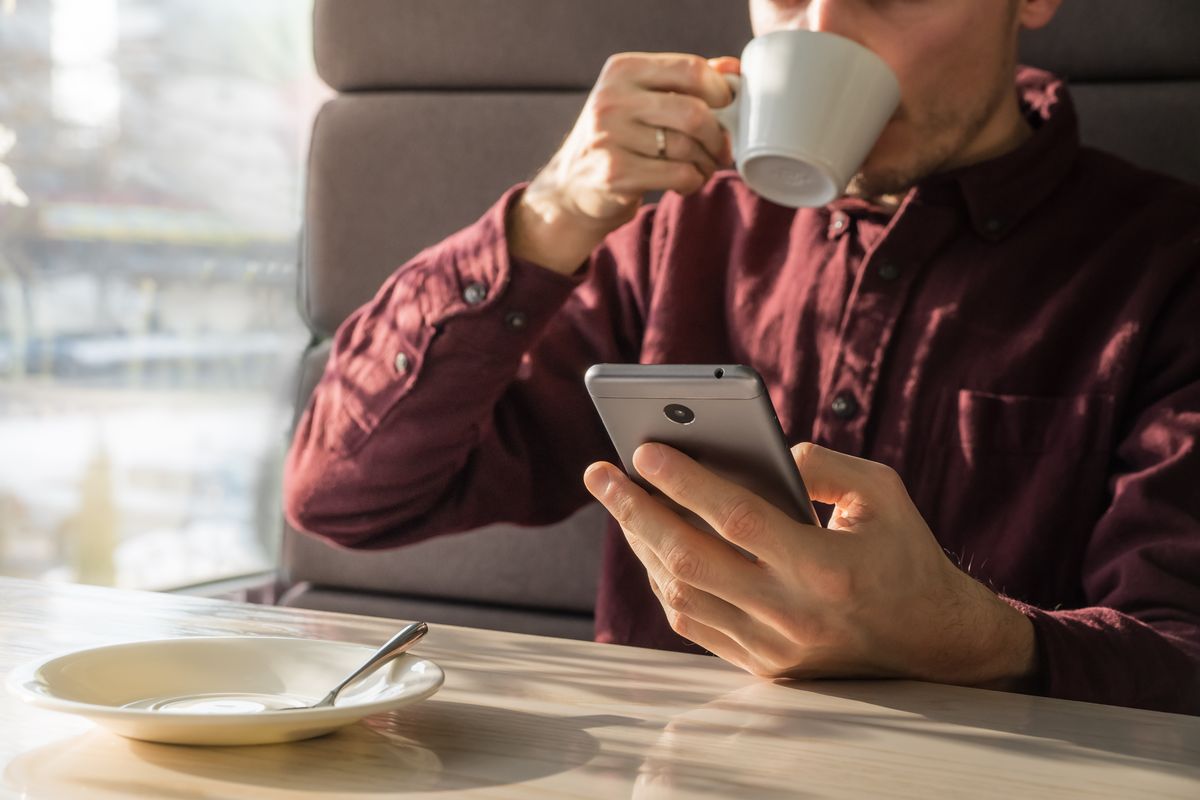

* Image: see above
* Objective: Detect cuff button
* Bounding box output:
[394,352,410,374]
[463,282,488,305]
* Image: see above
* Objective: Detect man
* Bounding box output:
[284,0,1200,714]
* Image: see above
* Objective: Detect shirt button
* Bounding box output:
[394,352,410,374]
[463,281,488,306]
[876,261,900,281]
[828,210,849,238]
[504,311,528,330]
[984,217,1004,235]
[830,393,858,420]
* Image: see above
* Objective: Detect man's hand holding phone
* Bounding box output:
[583,441,1039,690]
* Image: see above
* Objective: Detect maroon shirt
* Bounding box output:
[285,69,1200,714]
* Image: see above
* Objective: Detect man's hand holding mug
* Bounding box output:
[507,31,900,275]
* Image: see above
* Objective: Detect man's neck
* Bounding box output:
[946,95,1034,173]
[853,97,1035,214]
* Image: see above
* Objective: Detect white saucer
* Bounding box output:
[6,636,444,745]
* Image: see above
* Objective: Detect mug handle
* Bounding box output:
[712,74,742,149]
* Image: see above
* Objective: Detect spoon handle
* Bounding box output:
[321,622,428,706]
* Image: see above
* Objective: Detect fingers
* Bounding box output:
[632,526,757,642]
[607,476,789,675]
[664,608,759,674]
[651,574,759,671]
[634,91,728,164]
[641,536,803,679]
[631,443,828,563]
[601,51,734,169]
[613,52,734,109]
[560,52,737,212]
[602,145,711,197]
[619,121,719,184]
[583,461,763,600]
[706,56,741,78]
[791,442,901,510]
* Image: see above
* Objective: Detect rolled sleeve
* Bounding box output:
[284,182,657,548]
[317,184,584,454]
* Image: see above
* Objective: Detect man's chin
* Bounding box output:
[844,123,960,201]
[844,127,924,199]
[844,167,919,203]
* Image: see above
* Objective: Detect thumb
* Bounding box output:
[705,57,739,167]
[703,57,740,112]
[791,442,881,508]
[706,56,741,76]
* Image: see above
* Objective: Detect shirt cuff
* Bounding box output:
[317,183,587,453]
[424,182,586,353]
[1002,596,1200,713]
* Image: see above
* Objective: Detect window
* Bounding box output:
[0,0,327,589]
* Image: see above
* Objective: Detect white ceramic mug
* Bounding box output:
[713,30,901,207]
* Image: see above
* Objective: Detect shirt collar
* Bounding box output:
[920,67,1081,240]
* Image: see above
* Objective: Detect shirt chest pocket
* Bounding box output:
[953,390,1117,456]
[911,390,1117,603]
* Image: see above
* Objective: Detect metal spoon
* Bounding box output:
[284,621,428,710]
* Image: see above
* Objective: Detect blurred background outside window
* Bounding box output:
[0,0,328,589]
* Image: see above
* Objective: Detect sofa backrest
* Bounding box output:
[282,0,1200,624]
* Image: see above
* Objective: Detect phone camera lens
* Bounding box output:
[663,404,695,425]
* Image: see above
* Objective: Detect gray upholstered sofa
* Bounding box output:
[275,0,1200,639]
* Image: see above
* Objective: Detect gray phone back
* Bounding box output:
[585,364,819,539]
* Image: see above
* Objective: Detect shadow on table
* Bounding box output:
[419,627,750,709]
[5,701,633,798]
[780,678,1200,775]
[617,680,1200,797]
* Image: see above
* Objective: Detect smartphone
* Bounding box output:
[584,363,819,557]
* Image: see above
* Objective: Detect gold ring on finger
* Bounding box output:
[655,126,668,160]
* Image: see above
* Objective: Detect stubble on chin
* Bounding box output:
[844,165,922,202]
[845,111,964,202]
[844,78,1012,204]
